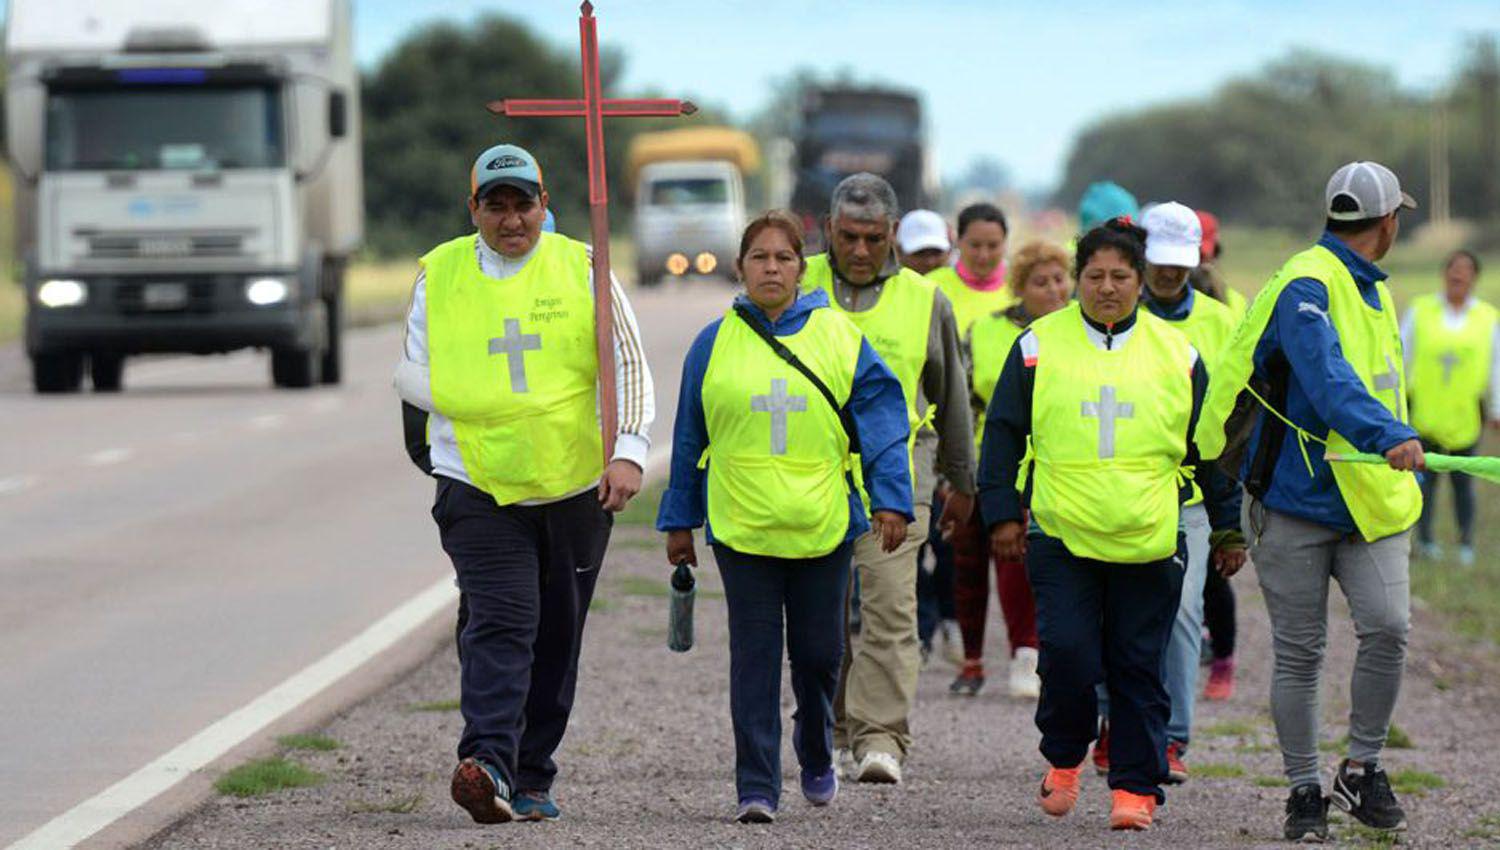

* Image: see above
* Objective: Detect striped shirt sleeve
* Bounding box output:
[606,269,655,469]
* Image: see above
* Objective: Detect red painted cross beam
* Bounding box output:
[487,1,696,464]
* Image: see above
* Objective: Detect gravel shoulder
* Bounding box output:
[143,525,1500,849]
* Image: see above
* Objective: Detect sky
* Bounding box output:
[357,1,1500,192]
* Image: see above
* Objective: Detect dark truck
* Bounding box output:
[789,86,930,251]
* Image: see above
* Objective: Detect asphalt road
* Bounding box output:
[0,278,732,846]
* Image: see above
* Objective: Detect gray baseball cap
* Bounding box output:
[471,143,543,200]
[1325,161,1417,221]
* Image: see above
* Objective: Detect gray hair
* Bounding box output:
[829,173,899,225]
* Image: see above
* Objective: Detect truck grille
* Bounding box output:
[115,280,219,314]
[85,231,246,260]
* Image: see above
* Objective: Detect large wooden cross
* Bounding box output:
[487,1,696,463]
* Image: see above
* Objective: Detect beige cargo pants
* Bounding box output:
[833,504,931,761]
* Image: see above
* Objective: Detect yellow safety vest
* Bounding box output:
[425,232,603,505]
[804,253,937,446]
[1408,294,1498,450]
[1029,303,1195,563]
[701,304,866,558]
[1224,287,1249,323]
[970,309,1026,411]
[1197,244,1422,541]
[1154,292,1236,506]
[970,308,1032,488]
[927,265,1014,338]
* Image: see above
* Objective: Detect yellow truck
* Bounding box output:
[627,127,758,286]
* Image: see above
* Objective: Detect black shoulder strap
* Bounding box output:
[732,303,862,454]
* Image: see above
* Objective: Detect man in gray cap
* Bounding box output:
[394,142,654,825]
[1195,161,1422,842]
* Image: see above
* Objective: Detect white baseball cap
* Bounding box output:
[1325,161,1417,220]
[1142,202,1202,268]
[897,209,951,254]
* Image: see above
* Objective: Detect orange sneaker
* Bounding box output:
[1165,741,1188,784]
[1203,656,1235,701]
[1037,765,1083,817]
[1091,722,1110,775]
[1109,790,1156,831]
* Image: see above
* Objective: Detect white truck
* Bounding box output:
[5,0,363,392]
[627,127,757,286]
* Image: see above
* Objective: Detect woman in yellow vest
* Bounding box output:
[1401,249,1498,565]
[948,239,1072,698]
[978,218,1206,832]
[656,211,914,824]
[927,202,1014,338]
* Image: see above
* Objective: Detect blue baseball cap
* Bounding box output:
[471,143,544,200]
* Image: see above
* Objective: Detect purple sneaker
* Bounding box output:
[735,796,776,823]
[801,766,839,806]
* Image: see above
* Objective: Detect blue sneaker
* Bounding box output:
[735,796,776,823]
[450,758,513,824]
[513,790,561,822]
[801,767,838,806]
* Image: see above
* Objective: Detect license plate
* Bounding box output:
[142,282,189,310]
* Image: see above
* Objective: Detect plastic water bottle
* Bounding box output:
[667,561,696,653]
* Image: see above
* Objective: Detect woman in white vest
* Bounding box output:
[977,218,1206,832]
[655,211,914,824]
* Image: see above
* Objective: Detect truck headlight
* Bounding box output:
[37,279,87,308]
[245,277,291,306]
[694,252,718,274]
[665,254,690,276]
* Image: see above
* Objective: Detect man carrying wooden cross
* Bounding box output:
[394,143,654,824]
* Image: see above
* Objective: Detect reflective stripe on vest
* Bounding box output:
[927,264,1014,339]
[1030,303,1195,563]
[425,232,603,504]
[1408,294,1497,450]
[1196,244,1422,541]
[701,305,865,558]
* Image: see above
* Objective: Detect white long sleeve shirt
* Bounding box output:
[1399,295,1500,416]
[393,234,654,502]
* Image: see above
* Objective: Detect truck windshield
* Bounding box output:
[805,110,917,144]
[649,178,728,207]
[45,85,284,171]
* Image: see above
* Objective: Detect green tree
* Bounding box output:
[1055,50,1432,229]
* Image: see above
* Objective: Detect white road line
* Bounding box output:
[9,438,667,849]
[84,448,133,467]
[249,414,286,430]
[0,474,37,496]
[6,575,458,850]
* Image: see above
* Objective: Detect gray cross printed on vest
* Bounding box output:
[1081,385,1135,459]
[1440,350,1461,384]
[488,318,542,393]
[1373,355,1401,394]
[750,378,807,455]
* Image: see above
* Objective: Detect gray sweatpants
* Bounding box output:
[1246,501,1411,789]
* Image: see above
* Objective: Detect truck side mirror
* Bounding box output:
[329,91,348,139]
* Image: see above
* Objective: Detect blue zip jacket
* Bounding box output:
[1142,287,1244,534]
[1241,232,1418,532]
[655,289,915,541]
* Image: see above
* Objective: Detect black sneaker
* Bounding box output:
[1283,783,1329,842]
[1330,759,1407,831]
